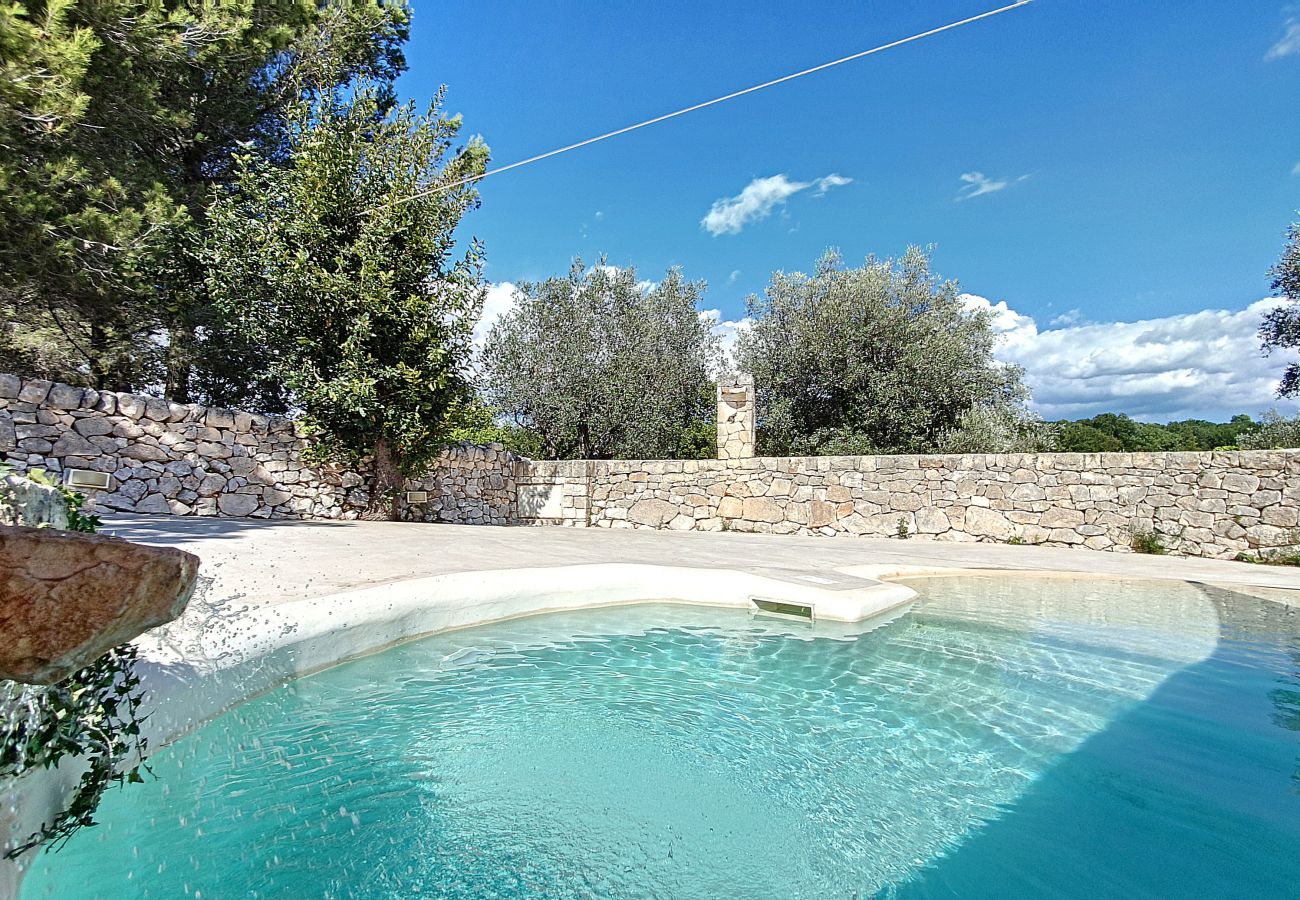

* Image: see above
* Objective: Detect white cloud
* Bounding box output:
[1266,16,1300,60]
[1292,161,1300,176]
[963,294,1037,340]
[961,293,1300,421]
[956,171,1029,201]
[814,173,853,195]
[701,175,806,236]
[594,210,605,220]
[1049,309,1088,327]
[473,281,518,351]
[957,172,1007,199]
[727,269,741,285]
[701,172,851,236]
[700,308,752,370]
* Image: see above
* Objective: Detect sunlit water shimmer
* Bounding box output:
[20,577,1300,899]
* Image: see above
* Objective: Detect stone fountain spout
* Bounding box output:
[0,526,199,685]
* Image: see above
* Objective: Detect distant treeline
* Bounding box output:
[460,408,1300,459]
[1052,413,1258,452]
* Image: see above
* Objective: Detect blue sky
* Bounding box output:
[399,0,1300,421]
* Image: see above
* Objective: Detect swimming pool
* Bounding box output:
[20,576,1300,898]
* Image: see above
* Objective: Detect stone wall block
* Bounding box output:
[116,394,145,420]
[202,407,234,429]
[741,497,784,523]
[72,417,114,437]
[18,379,53,404]
[45,383,84,409]
[51,432,99,456]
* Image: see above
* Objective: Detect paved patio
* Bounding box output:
[104,514,1300,608]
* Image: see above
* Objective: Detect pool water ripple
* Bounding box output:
[20,577,1300,899]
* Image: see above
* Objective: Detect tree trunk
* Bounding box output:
[577,421,590,459]
[88,320,112,392]
[364,435,403,522]
[163,325,193,403]
[87,313,134,393]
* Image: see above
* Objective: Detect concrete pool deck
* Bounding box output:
[103,514,1300,608]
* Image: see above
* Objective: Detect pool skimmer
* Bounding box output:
[749,596,815,622]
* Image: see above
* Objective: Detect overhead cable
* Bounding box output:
[383,0,1035,209]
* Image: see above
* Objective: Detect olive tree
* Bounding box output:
[1259,216,1300,396]
[206,73,488,519]
[736,247,1042,455]
[482,262,721,459]
[1238,411,1300,450]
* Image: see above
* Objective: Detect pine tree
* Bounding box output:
[0,0,409,401]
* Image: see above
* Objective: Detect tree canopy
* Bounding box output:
[1237,411,1300,450]
[482,262,721,459]
[735,247,1042,456]
[445,400,545,458]
[1259,216,1300,397]
[0,0,408,403]
[205,66,488,519]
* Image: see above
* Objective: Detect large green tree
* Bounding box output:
[736,247,1041,456]
[206,69,488,519]
[1260,216,1300,397]
[482,262,721,459]
[0,0,408,402]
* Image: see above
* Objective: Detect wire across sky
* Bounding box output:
[383,0,1036,209]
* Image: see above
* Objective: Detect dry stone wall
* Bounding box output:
[404,442,521,526]
[0,375,516,524]
[6,375,1299,559]
[563,451,1300,559]
[0,375,364,519]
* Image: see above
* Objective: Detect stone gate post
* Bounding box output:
[716,375,755,460]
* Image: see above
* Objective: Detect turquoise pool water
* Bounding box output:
[21,577,1300,898]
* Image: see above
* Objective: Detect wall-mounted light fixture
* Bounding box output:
[63,469,113,492]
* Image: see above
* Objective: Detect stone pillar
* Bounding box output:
[717,374,755,460]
